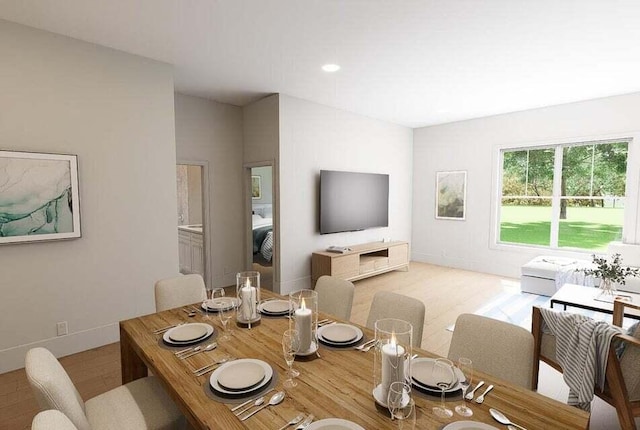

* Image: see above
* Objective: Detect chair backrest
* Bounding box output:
[315,275,355,321]
[25,348,91,430]
[448,313,534,389]
[366,291,425,348]
[32,410,80,430]
[154,274,206,312]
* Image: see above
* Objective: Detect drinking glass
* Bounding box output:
[217,297,234,341]
[387,382,414,420]
[432,358,455,418]
[282,329,301,388]
[455,357,473,417]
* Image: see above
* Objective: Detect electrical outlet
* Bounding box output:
[56,321,68,336]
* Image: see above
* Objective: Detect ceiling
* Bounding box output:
[2,1,640,128]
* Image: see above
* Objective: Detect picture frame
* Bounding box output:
[435,170,467,220]
[251,175,262,200]
[0,150,81,244]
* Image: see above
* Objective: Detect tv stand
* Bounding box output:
[311,241,409,284]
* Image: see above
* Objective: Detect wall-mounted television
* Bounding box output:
[320,170,389,234]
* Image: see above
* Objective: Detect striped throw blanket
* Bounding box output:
[540,307,621,410]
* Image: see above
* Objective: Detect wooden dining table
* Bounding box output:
[120,290,589,429]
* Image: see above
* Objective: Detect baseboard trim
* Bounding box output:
[0,323,119,374]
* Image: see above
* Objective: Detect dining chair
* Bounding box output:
[25,347,187,430]
[532,305,640,430]
[448,313,534,389]
[314,275,355,320]
[366,291,425,347]
[32,410,79,430]
[154,273,206,312]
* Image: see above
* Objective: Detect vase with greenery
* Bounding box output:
[577,253,640,296]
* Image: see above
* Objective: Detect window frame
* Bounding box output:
[490,133,640,253]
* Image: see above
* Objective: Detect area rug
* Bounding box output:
[446,291,619,332]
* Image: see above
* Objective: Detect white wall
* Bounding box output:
[175,93,244,288]
[412,92,640,279]
[279,95,414,294]
[0,21,177,372]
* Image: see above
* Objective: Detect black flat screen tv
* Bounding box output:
[320,170,389,234]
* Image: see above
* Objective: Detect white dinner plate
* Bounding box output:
[305,418,365,430]
[210,359,273,395]
[258,300,291,315]
[163,323,214,345]
[410,357,462,389]
[319,324,359,343]
[202,297,240,312]
[318,324,363,347]
[442,421,499,430]
[216,361,265,391]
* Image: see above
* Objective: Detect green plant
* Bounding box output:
[577,253,640,285]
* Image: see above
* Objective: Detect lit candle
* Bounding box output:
[381,334,405,400]
[295,298,312,352]
[240,279,256,321]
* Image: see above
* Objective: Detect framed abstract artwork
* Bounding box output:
[0,150,81,244]
[436,170,467,220]
[251,175,262,200]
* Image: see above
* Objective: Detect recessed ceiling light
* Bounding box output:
[322,64,341,72]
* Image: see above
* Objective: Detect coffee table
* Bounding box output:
[550,283,640,322]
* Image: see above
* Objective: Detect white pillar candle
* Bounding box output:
[240,280,256,321]
[295,298,312,352]
[381,337,405,401]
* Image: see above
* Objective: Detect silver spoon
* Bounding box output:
[182,308,196,317]
[234,396,265,416]
[277,413,305,430]
[240,391,285,421]
[180,342,217,359]
[465,380,484,400]
[490,408,527,430]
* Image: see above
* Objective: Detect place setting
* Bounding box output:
[159,322,216,350]
[317,322,365,349]
[204,357,279,403]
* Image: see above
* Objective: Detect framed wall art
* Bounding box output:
[0,150,81,244]
[251,175,262,200]
[436,170,467,220]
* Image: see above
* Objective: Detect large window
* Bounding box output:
[499,139,630,251]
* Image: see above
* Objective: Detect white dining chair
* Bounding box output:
[315,275,355,320]
[366,291,425,348]
[154,273,206,312]
[25,347,187,430]
[32,410,79,430]
[448,313,534,389]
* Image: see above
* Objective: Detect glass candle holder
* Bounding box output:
[236,271,260,326]
[373,318,412,406]
[288,289,318,355]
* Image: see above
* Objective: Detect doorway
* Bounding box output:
[176,163,209,287]
[250,165,274,290]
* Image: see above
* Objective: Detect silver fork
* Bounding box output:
[353,339,376,351]
[194,356,235,376]
[475,384,494,404]
[465,380,485,400]
[294,414,314,430]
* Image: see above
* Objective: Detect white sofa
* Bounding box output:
[520,242,640,296]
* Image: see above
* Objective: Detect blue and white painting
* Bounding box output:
[0,151,80,244]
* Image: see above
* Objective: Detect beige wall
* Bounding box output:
[0,20,178,372]
[174,93,244,288]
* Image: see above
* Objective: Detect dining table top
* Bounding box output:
[119,289,590,430]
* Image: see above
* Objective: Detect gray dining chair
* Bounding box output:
[366,291,425,348]
[315,275,355,320]
[448,313,534,389]
[32,410,79,430]
[25,347,187,430]
[154,273,206,312]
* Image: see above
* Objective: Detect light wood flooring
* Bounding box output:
[0,261,627,429]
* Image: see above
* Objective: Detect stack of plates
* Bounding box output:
[209,359,273,396]
[257,300,291,316]
[409,357,464,395]
[163,323,214,346]
[202,297,240,312]
[317,323,363,347]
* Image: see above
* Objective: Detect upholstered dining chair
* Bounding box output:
[532,305,640,430]
[154,273,206,312]
[25,347,186,430]
[32,410,79,430]
[315,275,355,320]
[448,313,534,389]
[366,291,425,348]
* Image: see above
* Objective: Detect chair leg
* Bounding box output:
[606,347,637,430]
[531,307,542,390]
